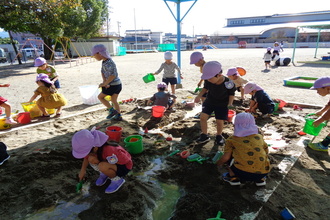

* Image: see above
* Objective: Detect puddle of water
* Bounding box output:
[262,127,287,152]
[184,105,202,119]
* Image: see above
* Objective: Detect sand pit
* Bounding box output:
[1,48,330,219]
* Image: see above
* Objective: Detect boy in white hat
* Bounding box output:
[153,51,183,94]
[216,112,270,186]
[244,82,275,118]
[194,61,235,145]
[308,77,330,151]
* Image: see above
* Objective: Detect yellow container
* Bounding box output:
[21,102,55,118]
[0,118,11,130]
[105,95,111,101]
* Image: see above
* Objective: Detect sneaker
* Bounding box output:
[106,108,118,119]
[308,142,328,152]
[255,177,267,186]
[5,118,17,125]
[195,133,210,144]
[0,154,10,165]
[105,177,125,194]
[215,135,225,146]
[95,173,108,186]
[110,114,122,121]
[222,172,241,186]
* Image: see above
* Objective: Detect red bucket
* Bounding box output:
[106,126,123,142]
[152,106,166,118]
[16,112,31,124]
[227,110,236,122]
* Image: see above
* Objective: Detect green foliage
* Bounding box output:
[0,37,18,44]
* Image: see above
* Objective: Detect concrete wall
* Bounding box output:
[70,41,120,57]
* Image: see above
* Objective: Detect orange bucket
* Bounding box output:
[227,110,236,122]
[16,112,31,124]
[106,126,123,142]
[152,106,166,118]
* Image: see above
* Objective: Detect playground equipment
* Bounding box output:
[283,76,317,88]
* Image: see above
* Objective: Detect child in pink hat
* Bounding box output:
[216,112,270,186]
[308,77,330,152]
[72,128,133,194]
[28,74,67,117]
[226,67,249,100]
[244,82,275,118]
[147,82,177,110]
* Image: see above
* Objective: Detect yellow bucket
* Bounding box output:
[21,102,55,118]
[0,118,11,130]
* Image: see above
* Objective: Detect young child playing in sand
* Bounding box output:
[152,51,183,94]
[216,112,270,186]
[194,61,236,145]
[35,57,61,89]
[226,67,248,100]
[28,74,67,117]
[92,44,122,121]
[0,142,10,165]
[308,77,330,152]
[0,83,17,124]
[147,82,177,111]
[244,82,275,118]
[72,128,132,194]
[190,51,207,102]
[263,47,272,70]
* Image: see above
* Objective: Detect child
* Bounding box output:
[194,61,236,145]
[0,83,17,124]
[190,51,207,102]
[28,74,67,117]
[244,82,275,118]
[92,44,122,121]
[153,51,183,94]
[263,47,272,70]
[147,82,177,110]
[272,41,280,60]
[35,57,60,89]
[0,142,10,165]
[216,112,270,186]
[226,67,248,100]
[308,77,330,152]
[72,128,132,194]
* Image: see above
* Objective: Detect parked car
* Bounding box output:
[21,48,44,58]
[0,48,7,63]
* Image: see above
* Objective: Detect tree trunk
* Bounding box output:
[43,37,53,60]
[8,31,22,65]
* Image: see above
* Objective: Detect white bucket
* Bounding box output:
[79,85,101,105]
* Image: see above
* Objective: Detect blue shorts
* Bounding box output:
[202,102,228,120]
[162,78,177,85]
[51,79,60,89]
[102,84,122,96]
[231,165,267,182]
[116,164,131,177]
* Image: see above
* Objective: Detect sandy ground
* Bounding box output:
[0,48,330,220]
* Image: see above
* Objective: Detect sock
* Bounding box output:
[321,136,330,147]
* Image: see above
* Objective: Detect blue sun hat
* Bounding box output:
[164,51,173,60]
[310,77,330,90]
[201,61,222,80]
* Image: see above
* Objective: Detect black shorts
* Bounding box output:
[116,164,131,177]
[162,78,177,85]
[102,84,122,96]
[202,102,228,120]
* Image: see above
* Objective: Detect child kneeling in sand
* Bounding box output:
[147,82,177,111]
[308,77,330,152]
[72,128,132,194]
[216,112,270,186]
[244,82,275,118]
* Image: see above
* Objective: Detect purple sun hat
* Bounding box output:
[34,57,46,67]
[190,51,203,64]
[234,112,259,137]
[227,67,238,76]
[92,44,111,59]
[72,128,109,159]
[243,82,263,94]
[36,73,53,84]
[201,61,222,80]
[310,77,330,90]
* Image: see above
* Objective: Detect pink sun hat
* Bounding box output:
[36,73,53,84]
[92,44,111,59]
[234,112,259,137]
[72,128,109,159]
[244,82,263,94]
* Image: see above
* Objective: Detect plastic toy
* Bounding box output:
[207,211,226,220]
[194,87,202,93]
[187,153,209,164]
[168,149,180,156]
[180,150,190,158]
[212,151,224,164]
[76,180,84,193]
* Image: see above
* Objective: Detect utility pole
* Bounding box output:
[117,21,121,37]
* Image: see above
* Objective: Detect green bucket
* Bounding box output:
[303,113,327,136]
[274,103,279,111]
[124,135,144,154]
[142,73,155,83]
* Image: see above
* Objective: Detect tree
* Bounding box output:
[0,0,107,61]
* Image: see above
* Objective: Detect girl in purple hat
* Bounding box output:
[216,112,270,186]
[72,128,132,194]
[28,74,67,117]
[35,57,61,89]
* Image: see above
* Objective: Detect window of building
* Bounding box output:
[250,19,265,24]
[230,20,245,25]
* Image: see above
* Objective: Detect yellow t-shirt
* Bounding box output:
[224,134,270,174]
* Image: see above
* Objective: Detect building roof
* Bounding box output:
[216,20,330,37]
